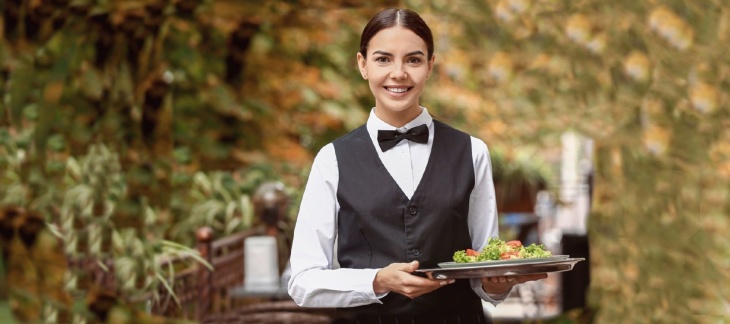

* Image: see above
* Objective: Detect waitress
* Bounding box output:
[288,8,545,323]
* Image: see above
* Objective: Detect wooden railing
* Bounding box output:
[150,227,258,321]
[68,225,334,323]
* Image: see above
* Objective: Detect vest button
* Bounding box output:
[411,248,421,256]
[408,206,418,215]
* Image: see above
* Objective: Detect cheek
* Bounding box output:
[410,68,431,81]
[366,71,386,86]
[368,79,382,92]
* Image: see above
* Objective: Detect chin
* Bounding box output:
[380,98,417,111]
[381,104,416,114]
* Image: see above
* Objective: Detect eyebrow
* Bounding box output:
[372,50,426,57]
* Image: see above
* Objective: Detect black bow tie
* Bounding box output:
[377,124,429,152]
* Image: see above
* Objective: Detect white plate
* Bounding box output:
[438,255,570,268]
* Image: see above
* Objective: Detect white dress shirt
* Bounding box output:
[288,107,510,308]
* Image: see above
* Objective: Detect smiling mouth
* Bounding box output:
[384,87,413,93]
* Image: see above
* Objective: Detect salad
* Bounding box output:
[453,238,552,263]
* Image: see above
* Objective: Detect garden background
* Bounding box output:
[1,0,729,323]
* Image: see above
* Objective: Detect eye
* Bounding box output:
[374,56,390,63]
[407,57,422,64]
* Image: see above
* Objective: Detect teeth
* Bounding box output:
[386,87,409,93]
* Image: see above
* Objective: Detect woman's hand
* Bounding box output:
[373,261,455,299]
[480,273,548,295]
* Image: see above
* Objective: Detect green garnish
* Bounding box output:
[452,237,552,263]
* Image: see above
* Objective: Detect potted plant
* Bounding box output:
[490,147,552,213]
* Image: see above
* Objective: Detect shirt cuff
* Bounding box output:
[470,278,512,305]
[362,268,387,304]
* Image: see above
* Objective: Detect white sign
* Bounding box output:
[244,236,279,290]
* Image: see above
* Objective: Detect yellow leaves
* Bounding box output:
[719,9,730,42]
[438,49,471,83]
[563,13,611,54]
[565,14,592,44]
[582,116,617,141]
[623,50,652,82]
[623,262,639,281]
[585,33,608,54]
[264,136,312,167]
[648,6,695,50]
[429,82,485,113]
[480,120,508,140]
[527,53,569,78]
[280,28,319,54]
[698,212,730,236]
[492,0,536,39]
[494,1,518,24]
[527,53,551,71]
[487,52,515,83]
[610,146,623,171]
[689,82,719,114]
[709,133,730,180]
[648,276,664,290]
[640,95,663,126]
[506,0,531,14]
[300,104,348,133]
[593,266,621,292]
[642,124,671,156]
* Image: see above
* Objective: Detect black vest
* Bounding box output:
[332,120,486,322]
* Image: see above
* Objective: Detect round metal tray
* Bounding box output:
[415,258,585,280]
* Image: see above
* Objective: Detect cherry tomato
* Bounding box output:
[506,240,523,248]
[500,251,519,260]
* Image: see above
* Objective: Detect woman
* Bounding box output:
[288,8,545,323]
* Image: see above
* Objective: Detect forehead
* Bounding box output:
[367,26,427,54]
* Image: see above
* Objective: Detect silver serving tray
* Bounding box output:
[415,258,585,280]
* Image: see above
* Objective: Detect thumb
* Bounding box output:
[405,260,419,273]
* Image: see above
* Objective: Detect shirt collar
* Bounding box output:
[366,107,433,140]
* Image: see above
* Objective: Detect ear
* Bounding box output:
[356,52,368,79]
[427,55,436,79]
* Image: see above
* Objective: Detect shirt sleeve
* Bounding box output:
[287,144,384,308]
[467,137,512,305]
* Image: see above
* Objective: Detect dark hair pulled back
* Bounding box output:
[359,8,434,59]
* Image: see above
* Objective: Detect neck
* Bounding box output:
[374,105,422,128]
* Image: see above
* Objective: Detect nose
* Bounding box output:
[390,63,407,80]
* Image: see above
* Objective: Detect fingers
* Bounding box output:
[396,276,451,299]
[480,273,548,295]
[480,276,513,295]
[481,276,513,284]
[481,273,546,286]
[439,280,456,286]
[374,262,455,299]
[517,273,548,283]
